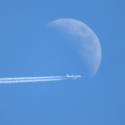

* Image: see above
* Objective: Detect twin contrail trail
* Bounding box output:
[0,74,81,84]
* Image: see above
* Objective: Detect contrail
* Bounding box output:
[0,74,81,84]
[0,76,65,84]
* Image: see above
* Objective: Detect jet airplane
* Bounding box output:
[66,74,81,79]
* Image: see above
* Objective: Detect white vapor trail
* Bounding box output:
[0,76,66,84]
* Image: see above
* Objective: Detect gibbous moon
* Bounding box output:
[47,19,102,78]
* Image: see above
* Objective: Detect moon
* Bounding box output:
[47,19,102,78]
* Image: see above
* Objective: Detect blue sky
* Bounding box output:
[0,0,125,125]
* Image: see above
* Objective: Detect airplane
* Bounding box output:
[66,74,81,79]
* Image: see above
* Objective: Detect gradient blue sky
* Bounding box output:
[0,0,125,125]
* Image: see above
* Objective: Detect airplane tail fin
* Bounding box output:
[66,74,69,77]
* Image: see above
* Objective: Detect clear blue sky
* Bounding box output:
[0,0,125,125]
